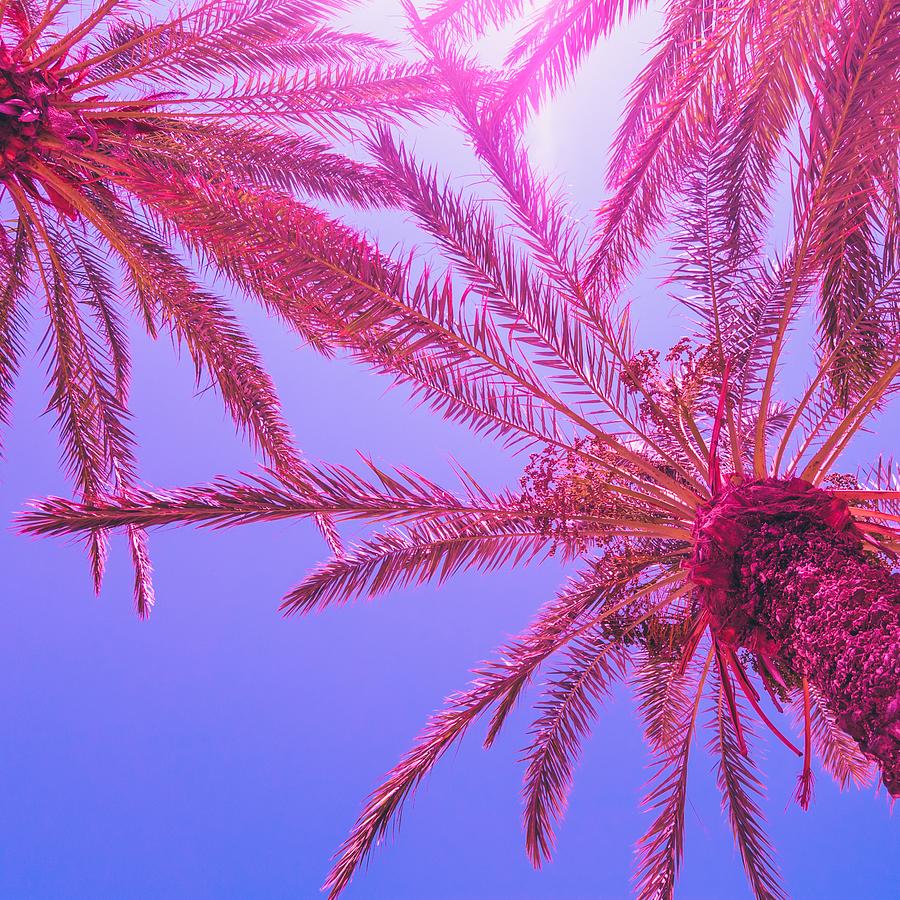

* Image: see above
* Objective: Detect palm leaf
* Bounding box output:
[500,0,648,123]
[0,222,31,450]
[633,646,712,900]
[282,514,555,614]
[707,675,786,900]
[522,632,627,866]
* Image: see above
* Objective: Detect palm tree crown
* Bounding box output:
[0,0,435,612]
[15,2,900,898]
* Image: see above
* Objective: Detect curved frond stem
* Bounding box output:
[54,0,229,80]
[795,676,814,810]
[801,348,900,484]
[522,636,628,867]
[26,0,122,66]
[13,0,66,52]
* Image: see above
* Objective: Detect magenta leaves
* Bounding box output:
[10,2,900,899]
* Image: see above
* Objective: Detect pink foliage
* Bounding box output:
[10,1,900,897]
[0,43,101,209]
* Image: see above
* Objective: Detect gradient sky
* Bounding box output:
[1,3,898,898]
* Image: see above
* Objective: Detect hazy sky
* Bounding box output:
[1,2,898,898]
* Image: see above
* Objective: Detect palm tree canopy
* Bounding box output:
[0,0,442,611]
[14,2,900,898]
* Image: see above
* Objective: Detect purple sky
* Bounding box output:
[1,3,898,898]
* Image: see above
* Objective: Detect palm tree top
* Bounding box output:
[0,0,440,612]
[14,2,900,898]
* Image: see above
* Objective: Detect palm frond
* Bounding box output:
[799,0,900,360]
[400,30,590,319]
[790,685,874,791]
[634,646,712,900]
[367,126,648,437]
[323,555,673,897]
[69,0,355,85]
[420,0,532,39]
[607,0,715,184]
[590,0,758,295]
[19,460,522,536]
[126,523,155,618]
[130,122,401,207]
[40,216,155,614]
[370,126,712,497]
[29,214,137,589]
[633,651,691,757]
[121,165,582,447]
[90,19,389,86]
[82,188,301,474]
[0,222,31,449]
[282,514,555,614]
[500,0,649,123]
[62,225,131,401]
[707,675,786,900]
[103,63,443,135]
[717,0,833,251]
[522,632,627,866]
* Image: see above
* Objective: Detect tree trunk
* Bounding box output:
[691,478,900,796]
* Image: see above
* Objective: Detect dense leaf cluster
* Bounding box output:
[7,2,900,898]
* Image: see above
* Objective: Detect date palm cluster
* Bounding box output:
[12,1,900,898]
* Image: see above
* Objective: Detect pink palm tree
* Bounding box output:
[21,33,900,897]
[0,0,437,611]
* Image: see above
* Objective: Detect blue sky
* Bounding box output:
[1,2,898,898]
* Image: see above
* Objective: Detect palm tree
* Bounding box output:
[0,0,436,613]
[19,32,900,897]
